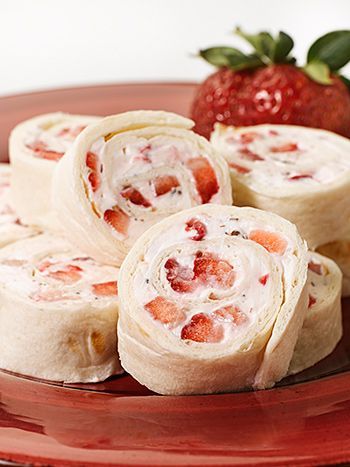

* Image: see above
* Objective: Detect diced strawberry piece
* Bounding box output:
[86,151,98,171]
[240,132,260,144]
[164,258,197,293]
[259,274,269,285]
[229,162,251,174]
[214,305,247,325]
[185,218,207,241]
[288,174,313,181]
[238,147,264,161]
[308,261,323,275]
[88,172,100,192]
[38,260,53,272]
[145,296,185,325]
[57,125,86,138]
[187,158,219,203]
[47,264,83,284]
[92,281,118,296]
[270,143,299,153]
[153,175,180,196]
[86,152,100,192]
[104,207,130,236]
[269,130,280,136]
[249,230,287,255]
[26,141,64,161]
[181,313,224,343]
[308,294,316,308]
[121,187,151,208]
[193,252,235,288]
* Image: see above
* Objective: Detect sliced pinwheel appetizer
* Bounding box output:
[0,234,121,383]
[289,251,342,374]
[0,163,38,246]
[53,111,232,266]
[9,112,100,230]
[117,204,308,395]
[211,124,350,248]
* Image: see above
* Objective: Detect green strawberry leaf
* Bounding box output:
[303,61,333,85]
[271,31,294,63]
[199,47,263,70]
[307,30,350,71]
[234,27,274,58]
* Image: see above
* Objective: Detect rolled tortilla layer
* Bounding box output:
[317,240,350,297]
[288,252,342,375]
[0,233,122,383]
[52,111,232,266]
[9,112,100,230]
[0,163,38,246]
[211,124,350,249]
[118,204,308,395]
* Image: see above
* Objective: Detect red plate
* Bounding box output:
[1,83,350,467]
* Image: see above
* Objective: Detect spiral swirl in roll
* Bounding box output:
[118,204,308,395]
[211,124,350,248]
[0,233,121,383]
[53,111,232,266]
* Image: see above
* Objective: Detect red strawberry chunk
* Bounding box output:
[214,305,247,325]
[193,252,235,289]
[249,230,287,255]
[187,158,219,203]
[229,162,251,174]
[88,172,100,191]
[92,281,118,296]
[121,187,151,208]
[308,261,323,275]
[164,258,197,293]
[185,218,207,241]
[288,174,313,181]
[30,289,77,302]
[270,143,299,153]
[269,130,280,136]
[39,263,83,284]
[259,274,269,285]
[238,147,264,161]
[181,313,224,343]
[240,132,260,144]
[26,141,64,161]
[86,151,98,171]
[153,175,180,196]
[308,294,316,308]
[104,207,130,236]
[145,296,185,325]
[86,152,100,192]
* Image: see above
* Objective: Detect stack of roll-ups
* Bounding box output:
[0,109,345,393]
[211,123,350,296]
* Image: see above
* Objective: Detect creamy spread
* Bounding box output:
[212,125,350,190]
[85,134,224,245]
[132,212,299,345]
[23,115,98,161]
[0,239,119,304]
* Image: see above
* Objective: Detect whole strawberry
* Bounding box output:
[191,29,350,138]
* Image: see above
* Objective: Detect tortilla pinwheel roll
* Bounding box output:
[117,204,308,395]
[52,111,232,266]
[0,164,38,246]
[288,252,342,375]
[0,233,121,383]
[9,112,100,230]
[211,124,350,249]
[317,240,350,297]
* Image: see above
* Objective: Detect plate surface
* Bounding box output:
[1,83,350,467]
